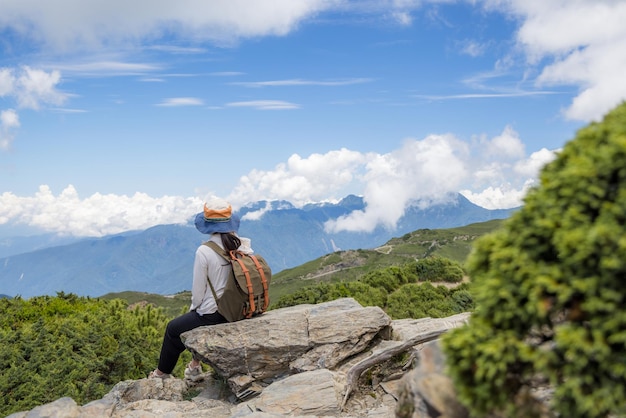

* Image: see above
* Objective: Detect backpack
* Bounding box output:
[204,241,271,322]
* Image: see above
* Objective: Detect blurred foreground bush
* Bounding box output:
[443,102,626,417]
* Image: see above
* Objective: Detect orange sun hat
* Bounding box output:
[194,196,240,234]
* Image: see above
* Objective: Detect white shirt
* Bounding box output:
[190,234,232,315]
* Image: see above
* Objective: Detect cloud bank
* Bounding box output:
[489,0,626,121]
[0,0,334,51]
[0,127,556,237]
[0,186,201,237]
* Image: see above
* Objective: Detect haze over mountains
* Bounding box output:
[0,194,516,298]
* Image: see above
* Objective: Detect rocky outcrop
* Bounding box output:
[9,298,470,418]
[181,297,393,397]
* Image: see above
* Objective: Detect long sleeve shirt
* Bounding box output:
[190,234,232,315]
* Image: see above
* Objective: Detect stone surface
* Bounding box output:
[390,314,469,342]
[244,369,341,416]
[394,340,469,418]
[181,298,393,394]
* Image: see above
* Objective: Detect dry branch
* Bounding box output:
[340,328,446,410]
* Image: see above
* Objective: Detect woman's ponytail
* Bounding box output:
[220,232,241,252]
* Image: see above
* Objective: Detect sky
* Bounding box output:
[1,0,625,238]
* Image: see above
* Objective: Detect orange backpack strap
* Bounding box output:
[229,250,256,318]
[249,255,270,311]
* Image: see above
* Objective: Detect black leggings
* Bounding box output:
[158,310,227,374]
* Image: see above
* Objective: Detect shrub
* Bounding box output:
[272,281,387,309]
[360,265,414,292]
[386,282,471,319]
[0,293,170,416]
[442,102,626,417]
[411,256,464,283]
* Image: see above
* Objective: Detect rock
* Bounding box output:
[181,298,392,395]
[394,340,469,418]
[239,369,341,416]
[390,314,470,342]
[7,397,81,418]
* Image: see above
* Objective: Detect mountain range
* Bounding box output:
[0,194,516,298]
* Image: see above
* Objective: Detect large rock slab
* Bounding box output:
[182,298,392,394]
[390,313,470,342]
[235,369,342,416]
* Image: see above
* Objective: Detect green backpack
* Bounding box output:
[204,241,272,322]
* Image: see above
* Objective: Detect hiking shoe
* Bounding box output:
[184,362,203,382]
[148,369,170,379]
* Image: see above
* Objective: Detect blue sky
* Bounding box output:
[1,0,625,238]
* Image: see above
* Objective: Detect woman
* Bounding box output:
[149,196,244,379]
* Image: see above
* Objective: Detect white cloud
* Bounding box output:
[391,11,413,26]
[460,181,533,210]
[487,0,626,121]
[0,66,68,150]
[0,66,68,110]
[458,39,489,57]
[52,61,161,76]
[156,97,204,107]
[0,66,69,150]
[232,78,373,88]
[210,72,246,77]
[0,68,15,96]
[226,100,300,110]
[15,66,67,110]
[0,109,20,150]
[514,147,558,177]
[325,134,469,233]
[460,145,557,209]
[0,0,337,51]
[456,126,555,209]
[483,125,525,159]
[0,185,201,237]
[241,203,272,221]
[414,91,556,100]
[228,148,369,207]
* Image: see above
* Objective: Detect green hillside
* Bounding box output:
[268,218,504,301]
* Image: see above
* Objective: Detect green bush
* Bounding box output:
[442,102,626,417]
[327,281,388,307]
[386,282,473,319]
[360,265,414,292]
[0,293,171,416]
[272,281,387,309]
[411,256,465,283]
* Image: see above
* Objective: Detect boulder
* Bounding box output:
[181,298,392,395]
